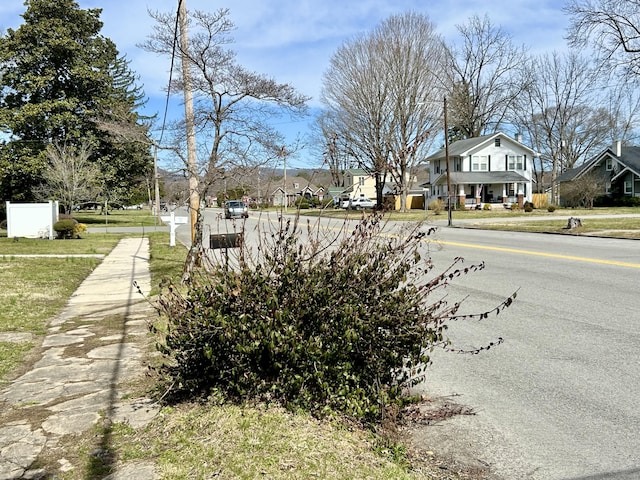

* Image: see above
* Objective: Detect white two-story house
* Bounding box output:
[425,132,535,209]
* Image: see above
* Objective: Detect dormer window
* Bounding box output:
[294,182,299,189]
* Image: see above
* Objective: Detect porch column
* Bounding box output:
[502,184,507,204]
[475,184,482,205]
[517,183,524,208]
[458,185,466,209]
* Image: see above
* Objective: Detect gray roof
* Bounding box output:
[558,145,640,182]
[429,171,528,186]
[426,132,535,160]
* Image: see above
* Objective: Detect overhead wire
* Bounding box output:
[157,0,182,145]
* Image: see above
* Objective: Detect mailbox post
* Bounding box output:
[160,212,189,246]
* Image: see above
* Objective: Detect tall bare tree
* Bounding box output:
[140,7,308,261]
[446,14,529,139]
[35,141,99,214]
[513,51,612,200]
[565,0,640,77]
[320,12,447,211]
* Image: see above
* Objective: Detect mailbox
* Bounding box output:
[210,232,243,249]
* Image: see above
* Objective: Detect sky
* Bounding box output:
[1,0,571,168]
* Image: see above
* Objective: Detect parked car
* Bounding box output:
[224,200,249,219]
[341,197,376,210]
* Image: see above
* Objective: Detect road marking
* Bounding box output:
[435,240,640,269]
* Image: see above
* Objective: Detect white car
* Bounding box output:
[342,197,376,210]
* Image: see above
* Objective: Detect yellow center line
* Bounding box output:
[435,239,640,269]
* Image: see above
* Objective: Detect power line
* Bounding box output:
[157,0,182,145]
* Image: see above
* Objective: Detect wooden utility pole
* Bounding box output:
[178,0,199,243]
[154,144,161,222]
[444,96,452,227]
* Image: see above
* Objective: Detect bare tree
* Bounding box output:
[601,79,640,146]
[446,14,530,139]
[35,141,99,214]
[320,12,447,211]
[565,0,640,77]
[513,51,612,201]
[561,170,607,208]
[311,111,352,189]
[140,8,308,269]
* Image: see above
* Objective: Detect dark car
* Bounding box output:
[224,200,249,219]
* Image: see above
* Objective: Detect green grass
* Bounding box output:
[114,403,420,480]
[460,215,640,238]
[0,256,102,335]
[300,205,640,221]
[0,341,33,380]
[147,231,188,295]
[298,206,640,239]
[0,233,123,255]
[73,208,161,227]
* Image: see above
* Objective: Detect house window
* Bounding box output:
[472,155,488,172]
[508,155,524,170]
[358,177,365,186]
[434,161,440,174]
[293,182,299,189]
[454,158,461,172]
[624,180,633,194]
[606,181,612,194]
[606,158,613,171]
[495,138,501,147]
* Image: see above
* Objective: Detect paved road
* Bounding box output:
[177,208,640,480]
[411,227,640,480]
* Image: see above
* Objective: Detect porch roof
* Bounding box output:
[430,171,528,185]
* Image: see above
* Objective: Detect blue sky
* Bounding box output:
[1,0,570,168]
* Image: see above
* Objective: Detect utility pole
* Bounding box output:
[444,96,452,227]
[178,0,199,243]
[154,144,161,223]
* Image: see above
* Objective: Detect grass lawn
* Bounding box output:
[298,205,640,238]
[73,208,161,227]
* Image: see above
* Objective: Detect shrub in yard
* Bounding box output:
[523,201,534,212]
[53,218,77,239]
[74,223,87,238]
[482,203,492,211]
[153,214,516,424]
[427,199,444,214]
[547,205,557,212]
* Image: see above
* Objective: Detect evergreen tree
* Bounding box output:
[0,0,151,203]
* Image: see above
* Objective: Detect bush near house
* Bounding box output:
[53,218,87,239]
[427,199,444,214]
[153,214,516,424]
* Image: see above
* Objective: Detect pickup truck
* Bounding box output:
[341,197,376,210]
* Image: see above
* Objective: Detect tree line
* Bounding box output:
[1,0,638,217]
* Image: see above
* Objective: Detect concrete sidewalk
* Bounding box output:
[0,237,159,479]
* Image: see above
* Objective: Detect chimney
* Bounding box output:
[515,133,523,143]
[616,140,622,157]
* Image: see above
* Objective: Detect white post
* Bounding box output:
[169,212,176,247]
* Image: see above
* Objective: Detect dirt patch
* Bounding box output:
[400,396,501,480]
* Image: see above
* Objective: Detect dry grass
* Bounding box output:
[114,403,420,480]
